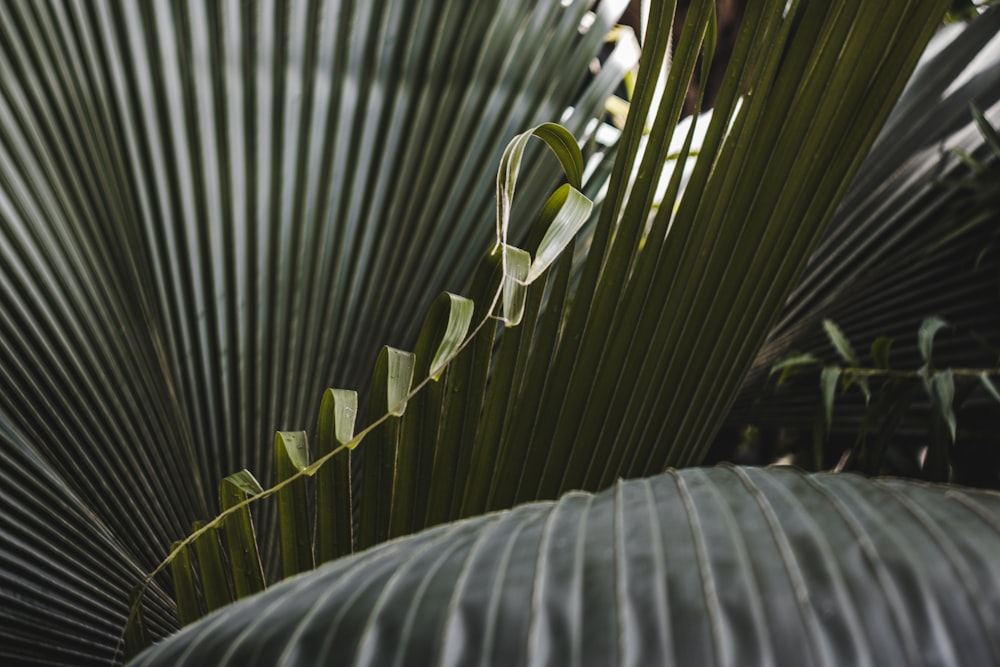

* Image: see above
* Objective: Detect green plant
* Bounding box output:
[5,1,1000,665]
[770,317,1000,478]
[726,75,1000,474]
[129,465,1000,667]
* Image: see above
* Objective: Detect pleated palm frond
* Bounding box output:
[2,0,981,664]
[351,0,955,510]
[131,465,1000,667]
[0,0,633,663]
[722,9,1000,477]
[137,0,969,656]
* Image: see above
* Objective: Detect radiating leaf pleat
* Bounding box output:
[359,347,415,549]
[314,389,356,563]
[190,521,233,613]
[167,541,201,627]
[426,255,502,527]
[219,472,266,599]
[274,431,313,579]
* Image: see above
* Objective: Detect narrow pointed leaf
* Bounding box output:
[823,319,860,366]
[870,337,894,371]
[932,369,958,443]
[770,353,821,385]
[981,372,1000,404]
[918,316,950,364]
[821,366,842,434]
[395,296,465,537]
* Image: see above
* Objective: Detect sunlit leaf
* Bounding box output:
[527,185,594,284]
[500,246,531,327]
[427,295,475,381]
[222,470,265,498]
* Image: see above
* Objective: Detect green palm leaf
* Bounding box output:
[726,9,1000,471]
[130,465,1000,666]
[0,1,631,662]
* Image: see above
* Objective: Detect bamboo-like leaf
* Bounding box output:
[463,265,547,517]
[275,432,313,579]
[770,353,821,385]
[821,366,842,435]
[823,319,860,366]
[130,466,1000,667]
[488,247,577,513]
[981,372,1000,404]
[931,369,958,443]
[870,337,894,371]
[918,316,950,364]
